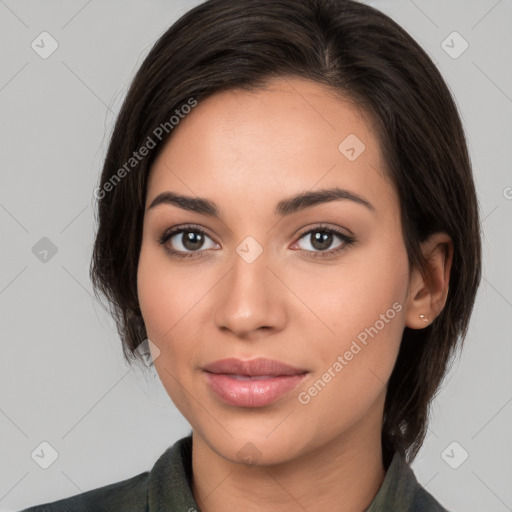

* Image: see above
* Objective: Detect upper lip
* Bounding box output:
[202,357,307,377]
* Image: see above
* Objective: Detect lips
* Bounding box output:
[203,357,306,377]
[202,357,308,408]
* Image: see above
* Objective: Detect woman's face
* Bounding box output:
[137,77,412,465]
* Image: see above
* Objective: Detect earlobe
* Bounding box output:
[404,233,453,329]
[419,313,429,324]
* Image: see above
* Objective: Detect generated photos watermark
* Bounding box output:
[298,301,403,405]
[93,97,198,200]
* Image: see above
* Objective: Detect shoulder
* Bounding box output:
[410,485,451,512]
[18,470,149,512]
[18,436,194,512]
[366,451,452,512]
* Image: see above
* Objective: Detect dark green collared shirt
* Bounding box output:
[20,435,450,511]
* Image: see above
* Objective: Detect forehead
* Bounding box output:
[147,77,395,214]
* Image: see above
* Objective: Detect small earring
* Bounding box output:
[419,314,429,323]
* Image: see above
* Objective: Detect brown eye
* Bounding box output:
[178,230,206,251]
[158,226,219,259]
[309,231,335,251]
[293,226,355,257]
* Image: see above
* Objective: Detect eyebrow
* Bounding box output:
[147,186,375,218]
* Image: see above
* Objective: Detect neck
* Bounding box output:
[190,409,386,512]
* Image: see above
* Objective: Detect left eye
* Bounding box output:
[293,228,352,253]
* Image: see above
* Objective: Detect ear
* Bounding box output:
[404,232,454,329]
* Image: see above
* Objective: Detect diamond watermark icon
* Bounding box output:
[441,441,469,469]
[31,31,59,59]
[236,236,263,264]
[237,442,262,467]
[441,31,468,59]
[338,134,366,161]
[135,338,161,366]
[32,237,58,263]
[31,441,59,469]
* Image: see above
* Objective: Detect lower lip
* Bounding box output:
[203,372,307,408]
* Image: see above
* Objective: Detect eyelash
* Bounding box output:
[157,223,356,260]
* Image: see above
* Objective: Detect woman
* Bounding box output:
[21,0,482,510]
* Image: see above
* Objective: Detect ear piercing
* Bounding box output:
[419,314,429,323]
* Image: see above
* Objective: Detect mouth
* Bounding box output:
[202,357,308,408]
[221,374,285,380]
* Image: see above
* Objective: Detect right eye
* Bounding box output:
[158,225,219,259]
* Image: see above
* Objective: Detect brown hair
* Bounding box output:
[90,0,482,464]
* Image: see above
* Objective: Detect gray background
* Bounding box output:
[0,1,511,511]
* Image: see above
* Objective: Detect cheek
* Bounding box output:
[293,243,408,346]
[137,243,205,341]
[137,245,201,415]
[295,234,409,396]
[137,243,216,391]
[137,252,173,341]
[296,276,406,430]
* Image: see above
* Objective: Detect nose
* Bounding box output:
[211,246,287,340]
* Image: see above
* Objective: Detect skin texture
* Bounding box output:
[137,77,453,512]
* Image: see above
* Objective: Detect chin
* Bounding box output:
[196,423,311,467]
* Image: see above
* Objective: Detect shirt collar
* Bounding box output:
[363,450,418,511]
[147,435,197,511]
[147,435,419,511]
